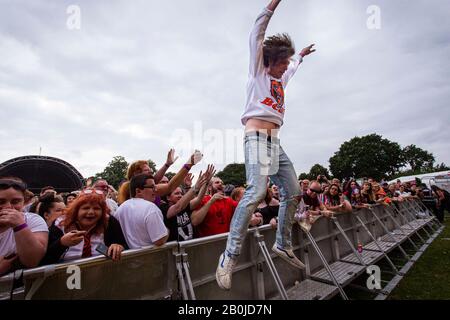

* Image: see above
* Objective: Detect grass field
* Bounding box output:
[388,212,450,300]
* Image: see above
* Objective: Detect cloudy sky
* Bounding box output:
[1,0,449,179]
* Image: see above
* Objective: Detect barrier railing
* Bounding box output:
[0,199,443,300]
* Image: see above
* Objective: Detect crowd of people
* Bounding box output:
[0,149,448,276]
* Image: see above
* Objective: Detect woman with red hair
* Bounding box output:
[41,189,128,264]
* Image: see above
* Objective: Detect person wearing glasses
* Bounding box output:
[117,150,202,206]
[41,188,127,264]
[295,181,334,232]
[114,174,169,249]
[0,177,48,275]
[216,0,317,290]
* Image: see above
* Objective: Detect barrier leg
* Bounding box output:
[254,229,288,300]
[331,217,367,266]
[384,206,422,250]
[368,207,410,260]
[304,231,349,300]
[390,204,430,240]
[175,253,189,300]
[182,253,196,300]
[353,214,399,275]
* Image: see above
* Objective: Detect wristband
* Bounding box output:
[13,223,28,233]
[183,164,192,171]
[164,163,170,168]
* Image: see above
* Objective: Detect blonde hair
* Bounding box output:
[118,160,150,204]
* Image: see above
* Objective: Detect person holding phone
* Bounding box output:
[41,188,128,264]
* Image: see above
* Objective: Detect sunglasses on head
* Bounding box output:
[81,188,104,195]
[0,179,27,192]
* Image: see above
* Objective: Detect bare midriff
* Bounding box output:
[245,119,280,136]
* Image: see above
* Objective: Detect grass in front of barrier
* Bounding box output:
[389,213,450,300]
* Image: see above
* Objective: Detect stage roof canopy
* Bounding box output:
[0,155,84,194]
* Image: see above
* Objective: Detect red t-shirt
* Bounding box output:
[195,195,238,238]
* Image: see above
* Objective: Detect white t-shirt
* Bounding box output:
[241,7,302,127]
[114,198,168,249]
[0,212,48,257]
[106,198,118,215]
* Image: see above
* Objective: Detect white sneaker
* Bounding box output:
[216,251,237,290]
[272,244,305,269]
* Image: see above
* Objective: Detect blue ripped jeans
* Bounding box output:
[225,132,300,256]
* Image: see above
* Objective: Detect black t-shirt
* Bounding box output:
[256,205,279,225]
[302,193,321,210]
[160,203,194,242]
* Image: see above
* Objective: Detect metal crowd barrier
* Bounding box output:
[0,199,444,300]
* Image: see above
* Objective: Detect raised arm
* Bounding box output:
[167,168,211,219]
[153,149,178,183]
[267,0,282,11]
[156,151,202,197]
[249,1,281,76]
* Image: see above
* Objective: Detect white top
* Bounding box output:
[106,198,118,215]
[53,217,106,261]
[0,212,48,257]
[114,198,168,249]
[241,7,302,126]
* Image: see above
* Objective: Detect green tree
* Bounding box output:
[95,156,129,189]
[216,163,246,186]
[402,144,435,172]
[308,164,330,181]
[147,159,157,173]
[329,134,404,181]
[298,173,308,180]
[434,162,450,171]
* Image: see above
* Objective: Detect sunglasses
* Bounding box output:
[309,188,323,194]
[81,188,104,195]
[0,179,27,192]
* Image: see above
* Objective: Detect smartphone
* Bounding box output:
[95,243,111,259]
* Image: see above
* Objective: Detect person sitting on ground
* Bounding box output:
[117,149,201,205]
[37,193,66,227]
[255,187,279,228]
[41,189,127,264]
[323,183,352,213]
[114,174,169,249]
[162,165,214,242]
[0,177,48,275]
[192,177,262,238]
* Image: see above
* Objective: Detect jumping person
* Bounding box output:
[216,0,316,290]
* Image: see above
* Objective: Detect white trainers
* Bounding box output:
[272,244,305,269]
[216,251,237,290]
